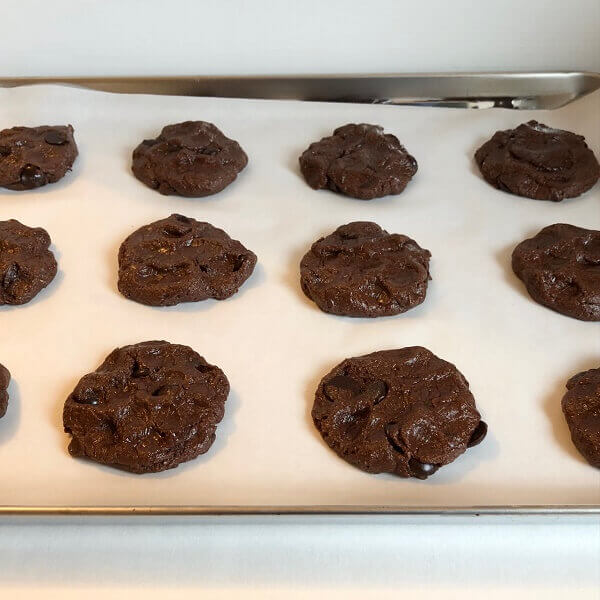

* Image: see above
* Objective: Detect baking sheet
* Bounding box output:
[0,84,598,509]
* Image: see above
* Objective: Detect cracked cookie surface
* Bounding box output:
[299,123,417,200]
[63,341,229,474]
[0,125,78,190]
[131,121,247,197]
[562,367,600,468]
[300,221,430,317]
[511,224,600,321]
[118,214,257,306]
[0,219,57,305]
[312,347,486,479]
[475,121,599,201]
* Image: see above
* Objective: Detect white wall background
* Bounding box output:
[0,0,598,76]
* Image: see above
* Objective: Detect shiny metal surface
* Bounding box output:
[1,72,599,109]
[0,505,598,516]
[1,72,598,519]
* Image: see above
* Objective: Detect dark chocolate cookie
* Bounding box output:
[0,125,78,190]
[299,123,417,200]
[0,363,10,419]
[312,347,486,479]
[562,367,600,468]
[475,121,599,201]
[0,219,57,305]
[63,341,229,474]
[300,221,431,317]
[511,224,600,321]
[118,214,257,306]
[131,121,248,197]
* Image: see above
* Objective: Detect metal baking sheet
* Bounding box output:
[2,71,600,109]
[0,76,598,517]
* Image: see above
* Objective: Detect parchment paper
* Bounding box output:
[0,84,598,507]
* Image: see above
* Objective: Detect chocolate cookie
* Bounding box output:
[299,123,417,200]
[131,121,248,197]
[63,341,229,474]
[562,368,600,468]
[0,363,10,419]
[312,347,486,479]
[300,221,431,318]
[0,219,58,305]
[475,121,600,201]
[118,214,257,306]
[0,125,78,190]
[511,224,600,321]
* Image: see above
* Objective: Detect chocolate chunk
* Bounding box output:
[44,130,68,145]
[475,121,599,201]
[131,121,248,197]
[2,263,19,290]
[0,125,78,190]
[0,363,10,419]
[562,367,600,468]
[74,388,101,406]
[0,220,57,305]
[312,347,486,479]
[299,123,417,200]
[408,458,440,480]
[300,221,431,317]
[118,214,257,306]
[363,380,388,405]
[512,224,600,321]
[63,341,229,474]
[467,420,488,447]
[20,164,47,188]
[323,375,363,400]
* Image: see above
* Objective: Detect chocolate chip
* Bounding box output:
[173,214,191,224]
[162,225,190,238]
[362,380,388,405]
[20,164,47,188]
[44,130,68,145]
[232,256,245,272]
[0,145,11,157]
[323,375,362,401]
[199,145,219,156]
[2,263,19,290]
[384,422,405,454]
[74,388,100,405]
[408,458,439,480]
[132,360,150,378]
[467,420,488,448]
[151,385,177,397]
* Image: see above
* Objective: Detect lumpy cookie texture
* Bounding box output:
[312,347,486,479]
[0,363,10,419]
[562,368,600,468]
[118,214,257,306]
[511,224,600,321]
[475,120,599,201]
[131,121,248,197]
[63,341,229,474]
[0,219,57,305]
[300,221,431,317]
[299,123,418,200]
[0,125,78,190]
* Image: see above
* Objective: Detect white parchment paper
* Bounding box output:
[0,85,598,507]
